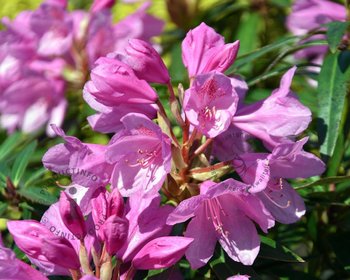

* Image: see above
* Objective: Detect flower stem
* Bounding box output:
[156,99,180,147]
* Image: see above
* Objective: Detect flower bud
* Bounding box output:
[108,188,124,217]
[90,0,115,13]
[59,192,86,240]
[115,39,170,84]
[7,220,80,269]
[101,215,128,255]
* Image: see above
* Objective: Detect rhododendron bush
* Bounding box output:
[0,0,350,279]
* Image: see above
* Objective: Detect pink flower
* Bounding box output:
[0,77,66,136]
[182,22,239,78]
[167,180,275,268]
[286,0,346,67]
[106,113,172,197]
[232,137,325,223]
[117,192,174,263]
[90,0,115,13]
[113,2,164,51]
[113,39,170,84]
[132,236,193,270]
[0,235,48,280]
[83,56,159,133]
[233,67,311,148]
[30,3,73,57]
[7,220,80,270]
[101,215,129,255]
[184,72,239,138]
[287,0,346,36]
[42,125,113,189]
[59,192,87,240]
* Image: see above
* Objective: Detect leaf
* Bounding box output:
[235,12,261,55]
[229,36,298,72]
[17,186,57,206]
[0,132,22,162]
[11,141,37,186]
[317,50,350,158]
[259,236,304,263]
[188,162,232,181]
[326,21,349,53]
[24,167,47,188]
[295,176,350,190]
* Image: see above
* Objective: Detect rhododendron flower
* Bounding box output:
[233,67,311,148]
[231,137,325,223]
[106,113,172,197]
[286,0,346,69]
[42,125,113,189]
[0,235,48,280]
[117,191,174,262]
[287,0,346,36]
[167,180,275,268]
[83,56,158,133]
[0,0,164,135]
[182,22,240,78]
[0,77,66,136]
[112,38,170,84]
[7,220,81,270]
[184,72,239,138]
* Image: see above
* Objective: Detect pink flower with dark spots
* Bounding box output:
[184,71,239,138]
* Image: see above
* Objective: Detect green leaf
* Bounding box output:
[235,12,261,55]
[229,36,298,72]
[260,236,304,263]
[317,50,350,158]
[295,176,350,190]
[24,167,47,188]
[17,186,57,206]
[326,21,350,53]
[11,141,37,186]
[0,132,22,162]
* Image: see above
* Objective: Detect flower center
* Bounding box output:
[205,198,228,237]
[124,147,159,169]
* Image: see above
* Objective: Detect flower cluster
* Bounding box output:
[287,0,346,66]
[3,22,325,279]
[0,0,163,135]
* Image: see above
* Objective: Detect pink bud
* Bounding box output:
[108,188,124,217]
[59,192,86,240]
[7,220,80,269]
[90,0,115,13]
[115,39,170,84]
[101,215,128,255]
[91,190,108,240]
[132,236,193,270]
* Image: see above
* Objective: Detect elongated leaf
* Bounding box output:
[229,36,298,71]
[0,132,22,162]
[317,51,350,158]
[11,141,37,186]
[260,236,304,263]
[296,176,350,190]
[18,186,57,205]
[326,21,349,53]
[24,167,47,188]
